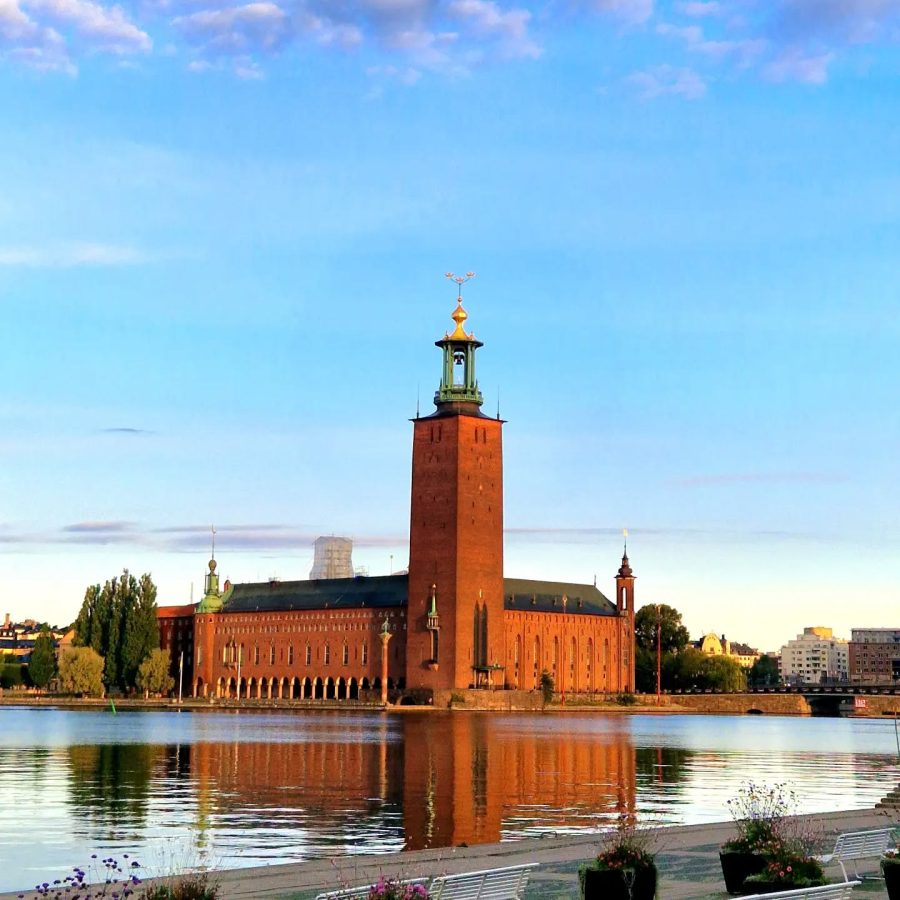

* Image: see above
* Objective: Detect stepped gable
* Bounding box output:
[224,574,408,613]
[503,578,616,617]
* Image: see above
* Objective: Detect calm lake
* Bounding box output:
[1,706,898,892]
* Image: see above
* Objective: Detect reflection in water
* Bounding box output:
[68,744,163,830]
[1,708,899,893]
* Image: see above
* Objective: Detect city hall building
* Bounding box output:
[158,297,636,704]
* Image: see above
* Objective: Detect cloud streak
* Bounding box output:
[0,243,150,267]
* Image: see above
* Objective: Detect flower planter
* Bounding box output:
[884,862,900,900]
[581,864,657,900]
[719,852,766,895]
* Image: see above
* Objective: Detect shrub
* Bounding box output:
[540,670,554,705]
[615,692,637,706]
[140,874,219,899]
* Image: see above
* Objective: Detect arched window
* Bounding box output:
[288,644,294,666]
[324,643,331,665]
[269,644,275,665]
[305,643,311,666]
[342,644,349,665]
[254,645,260,665]
[361,643,368,665]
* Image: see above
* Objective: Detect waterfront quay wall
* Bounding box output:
[672,693,813,715]
[436,689,543,710]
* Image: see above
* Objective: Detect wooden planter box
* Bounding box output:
[581,864,657,900]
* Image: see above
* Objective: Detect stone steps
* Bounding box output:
[876,785,900,809]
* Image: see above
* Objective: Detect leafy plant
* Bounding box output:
[883,848,900,870]
[539,670,554,705]
[615,692,637,706]
[19,854,143,898]
[722,782,795,854]
[745,846,823,888]
[579,818,656,885]
[139,874,219,899]
[366,877,428,900]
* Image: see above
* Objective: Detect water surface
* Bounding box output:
[2,707,898,893]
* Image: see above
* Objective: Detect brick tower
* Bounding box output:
[406,286,505,695]
[615,539,636,692]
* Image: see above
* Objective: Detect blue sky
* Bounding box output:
[2,0,899,651]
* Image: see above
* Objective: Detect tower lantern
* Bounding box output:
[435,273,483,409]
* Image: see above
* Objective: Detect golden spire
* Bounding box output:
[445,271,476,341]
[449,299,472,340]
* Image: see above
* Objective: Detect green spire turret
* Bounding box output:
[198,558,223,613]
[434,276,483,409]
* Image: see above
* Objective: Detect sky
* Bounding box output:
[1,0,899,652]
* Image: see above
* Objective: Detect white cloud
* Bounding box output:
[589,0,653,25]
[0,242,148,266]
[447,0,541,58]
[627,63,707,98]
[764,46,833,83]
[23,0,150,52]
[173,2,286,53]
[674,0,721,17]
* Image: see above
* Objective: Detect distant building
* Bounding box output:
[694,633,760,668]
[780,627,848,685]
[0,613,66,663]
[849,628,900,685]
[309,537,354,580]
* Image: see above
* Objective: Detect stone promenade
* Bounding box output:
[182,807,900,900]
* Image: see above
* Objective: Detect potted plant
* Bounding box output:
[580,819,657,900]
[719,783,794,894]
[741,839,824,895]
[883,848,900,900]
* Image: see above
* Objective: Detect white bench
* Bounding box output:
[814,828,893,880]
[742,881,861,900]
[315,878,428,900]
[429,864,538,900]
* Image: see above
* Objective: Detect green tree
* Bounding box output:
[634,646,656,693]
[73,571,160,691]
[663,647,708,690]
[58,647,105,697]
[749,654,780,687]
[702,655,748,692]
[634,604,691,655]
[121,574,160,689]
[0,662,25,689]
[28,628,57,688]
[137,649,174,696]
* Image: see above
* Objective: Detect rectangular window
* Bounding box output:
[306,644,312,666]
[288,644,294,665]
[325,644,331,665]
[362,643,368,665]
[343,644,349,665]
[269,645,275,665]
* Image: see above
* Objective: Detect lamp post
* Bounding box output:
[561,594,568,705]
[656,604,662,706]
[379,618,392,705]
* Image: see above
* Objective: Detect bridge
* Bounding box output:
[664,686,900,717]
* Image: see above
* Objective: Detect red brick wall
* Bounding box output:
[504,610,630,693]
[191,606,406,698]
[406,413,505,692]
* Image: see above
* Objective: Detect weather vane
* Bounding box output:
[445,271,475,301]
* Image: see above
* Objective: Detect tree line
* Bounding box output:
[634,604,780,693]
[3,571,175,698]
